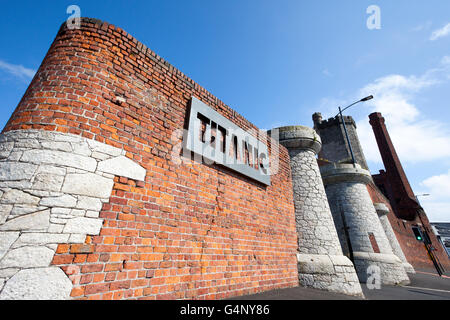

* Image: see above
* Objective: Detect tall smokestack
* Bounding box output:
[369,112,421,220]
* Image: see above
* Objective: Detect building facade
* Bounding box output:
[0,18,448,300]
[0,18,299,300]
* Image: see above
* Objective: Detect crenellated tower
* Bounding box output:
[312,113,369,170]
[312,112,410,285]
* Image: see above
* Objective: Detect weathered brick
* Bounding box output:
[84,283,110,295]
[4,17,298,301]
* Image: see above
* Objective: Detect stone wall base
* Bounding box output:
[353,251,410,285]
[402,262,416,274]
[297,253,364,297]
[0,130,146,299]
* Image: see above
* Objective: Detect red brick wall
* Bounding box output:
[3,18,298,299]
[367,183,450,273]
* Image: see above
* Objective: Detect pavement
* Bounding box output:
[228,270,450,300]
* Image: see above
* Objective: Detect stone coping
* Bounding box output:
[403,262,416,274]
[352,251,402,264]
[320,163,373,186]
[296,253,355,273]
[269,126,322,154]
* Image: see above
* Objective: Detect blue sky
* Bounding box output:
[1,1,450,222]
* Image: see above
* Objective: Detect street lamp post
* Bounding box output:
[337,95,373,164]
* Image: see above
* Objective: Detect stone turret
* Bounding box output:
[312,111,412,285]
[312,112,323,130]
[271,126,363,296]
[320,163,410,284]
[313,115,369,170]
[373,203,415,274]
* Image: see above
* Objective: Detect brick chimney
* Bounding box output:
[369,112,422,220]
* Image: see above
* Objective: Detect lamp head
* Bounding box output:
[360,95,373,102]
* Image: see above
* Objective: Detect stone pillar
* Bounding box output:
[273,126,363,296]
[321,163,410,285]
[374,203,415,274]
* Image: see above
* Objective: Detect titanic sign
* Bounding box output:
[184,97,271,186]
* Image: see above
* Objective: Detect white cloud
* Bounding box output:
[411,21,432,32]
[0,59,36,81]
[349,59,450,223]
[421,170,450,198]
[430,22,450,41]
[442,56,450,65]
[317,57,450,222]
[417,171,450,222]
[317,97,347,119]
[354,58,450,164]
[420,201,450,222]
[322,69,332,77]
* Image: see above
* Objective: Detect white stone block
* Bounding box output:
[32,173,65,191]
[330,255,354,267]
[0,204,13,224]
[297,254,335,275]
[12,233,70,247]
[54,133,81,143]
[62,172,114,198]
[15,139,40,149]
[47,224,64,233]
[87,139,122,157]
[0,267,72,300]
[0,246,54,269]
[40,195,77,208]
[21,150,97,172]
[0,268,19,278]
[51,207,72,216]
[36,165,66,176]
[68,234,86,243]
[40,141,73,152]
[10,206,47,217]
[0,181,32,189]
[7,151,23,161]
[85,210,99,218]
[71,142,92,156]
[0,210,50,231]
[24,190,62,198]
[0,142,14,159]
[76,196,103,211]
[46,244,58,251]
[70,209,85,217]
[1,189,40,206]
[0,232,20,260]
[91,151,110,160]
[63,217,103,235]
[49,217,69,225]
[97,155,146,181]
